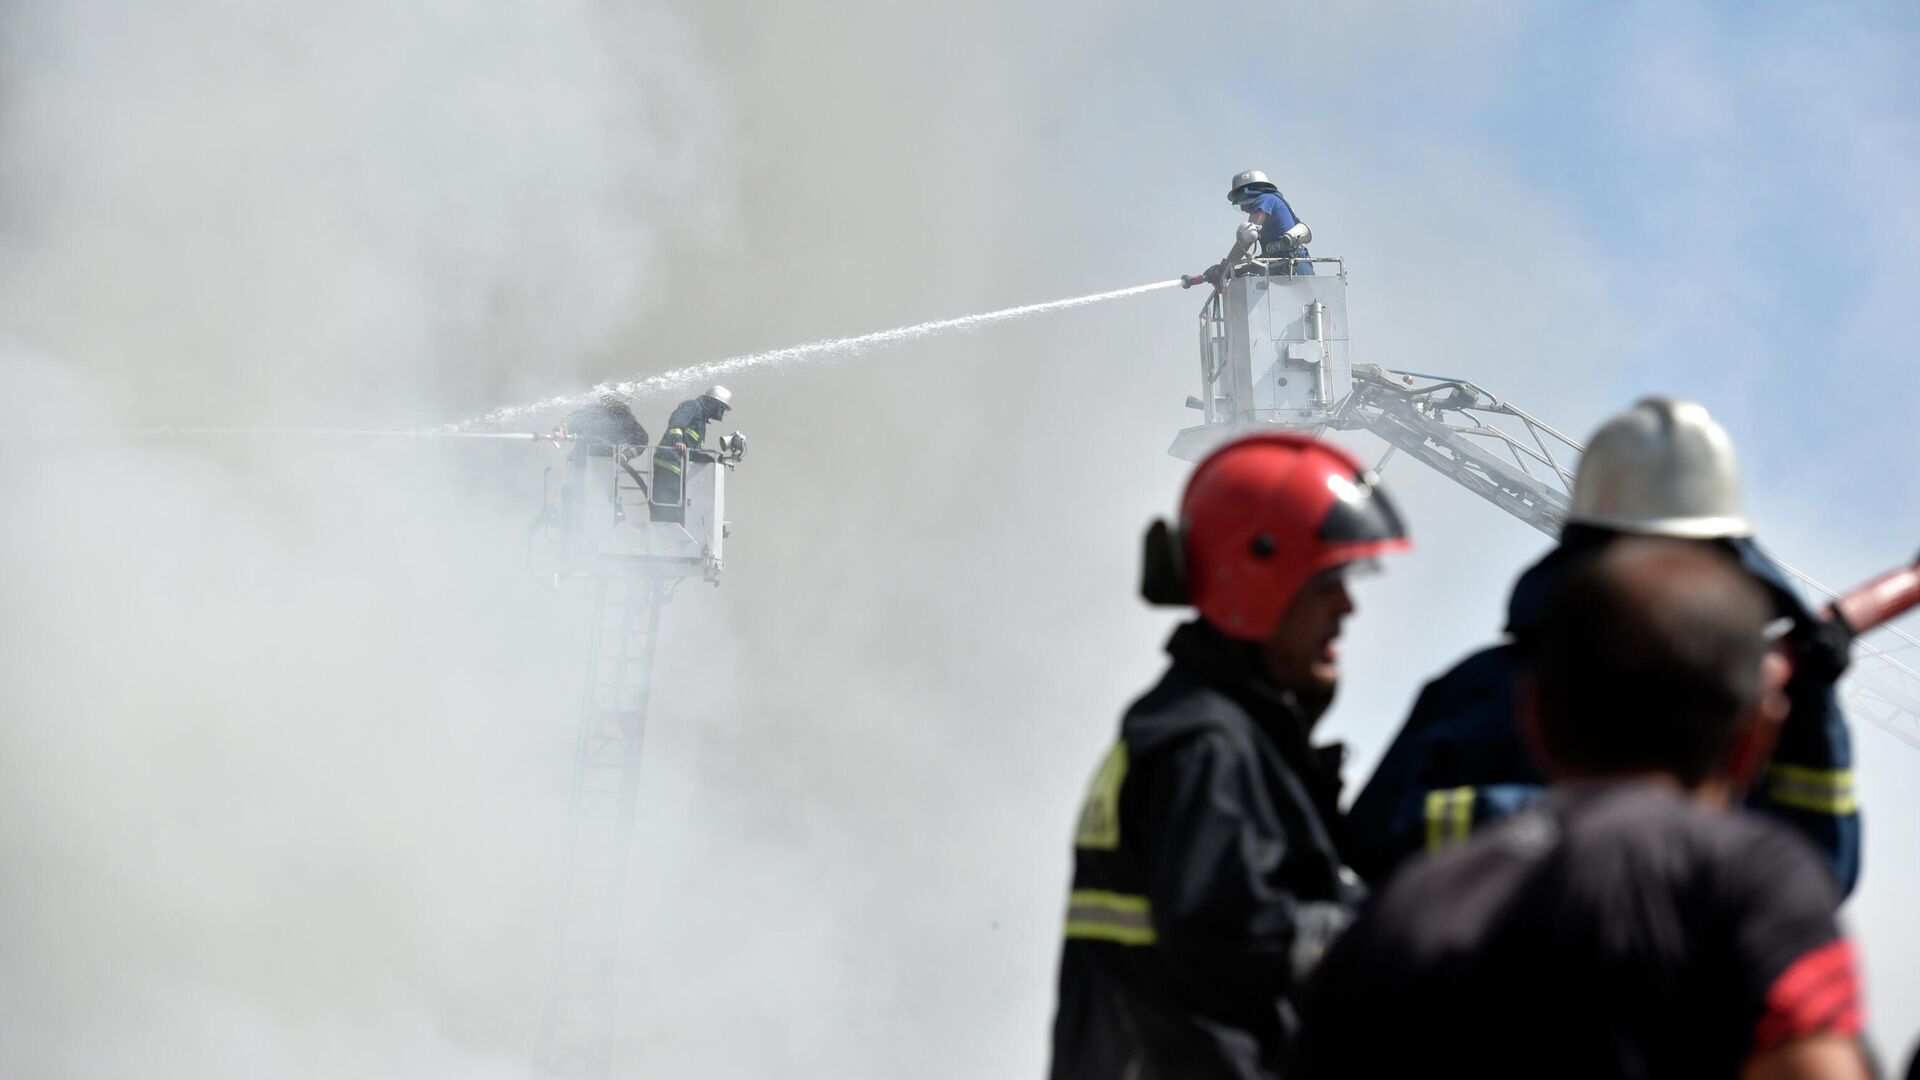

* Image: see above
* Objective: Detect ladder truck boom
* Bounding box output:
[526,438,745,1079]
[1171,262,1920,752]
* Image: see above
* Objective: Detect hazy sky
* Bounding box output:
[2,2,1915,1076]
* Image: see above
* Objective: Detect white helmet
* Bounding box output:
[701,384,733,408]
[1227,169,1278,203]
[1566,397,1753,539]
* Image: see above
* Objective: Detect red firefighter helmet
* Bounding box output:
[1143,433,1411,640]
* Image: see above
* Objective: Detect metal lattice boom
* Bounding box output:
[1171,269,1920,752]
[1325,363,1920,752]
[532,575,671,1078]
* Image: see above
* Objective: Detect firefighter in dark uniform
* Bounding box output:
[651,384,731,523]
[1295,540,1870,1079]
[1343,398,1860,896]
[1049,433,1412,1080]
[559,392,650,459]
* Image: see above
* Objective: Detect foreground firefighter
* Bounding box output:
[1049,433,1409,1080]
[1345,397,1860,894]
[1295,540,1868,1079]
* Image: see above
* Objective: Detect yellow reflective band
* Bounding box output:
[1424,787,1475,853]
[1074,742,1129,851]
[668,427,701,445]
[1064,890,1156,946]
[1764,764,1858,816]
[655,459,683,475]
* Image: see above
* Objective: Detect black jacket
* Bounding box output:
[1050,621,1361,1080]
[653,397,716,481]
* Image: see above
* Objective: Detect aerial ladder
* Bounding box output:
[526,433,746,1079]
[1169,259,1920,751]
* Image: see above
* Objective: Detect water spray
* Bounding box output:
[96,278,1183,442]
[115,427,547,440]
[449,277,1186,431]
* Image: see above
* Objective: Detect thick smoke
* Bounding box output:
[0,2,723,1076]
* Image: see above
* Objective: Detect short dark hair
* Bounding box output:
[1532,539,1773,785]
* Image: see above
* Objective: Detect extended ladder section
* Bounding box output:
[533,575,669,1078]
[1171,262,1920,751]
[528,436,746,1079]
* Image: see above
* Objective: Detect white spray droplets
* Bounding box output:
[448,278,1186,432]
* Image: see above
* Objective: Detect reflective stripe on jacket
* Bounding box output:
[652,398,711,477]
[1050,621,1361,1080]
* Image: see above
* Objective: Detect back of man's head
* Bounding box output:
[1532,538,1774,787]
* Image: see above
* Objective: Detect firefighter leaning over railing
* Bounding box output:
[1343,398,1861,897]
[559,392,650,458]
[651,384,732,523]
[558,392,652,494]
[1295,539,1869,1079]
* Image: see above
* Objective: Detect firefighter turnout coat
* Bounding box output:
[1050,621,1361,1080]
[1344,531,1860,895]
[651,396,715,506]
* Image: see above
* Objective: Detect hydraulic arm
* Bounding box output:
[1173,268,1920,751]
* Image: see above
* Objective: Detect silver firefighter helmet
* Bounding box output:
[701,384,733,410]
[1228,169,1278,203]
[1566,397,1753,539]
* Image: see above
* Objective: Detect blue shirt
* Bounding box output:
[1237,190,1299,245]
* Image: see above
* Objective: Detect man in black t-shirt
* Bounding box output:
[1294,540,1867,1080]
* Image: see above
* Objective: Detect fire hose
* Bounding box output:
[1829,551,1920,637]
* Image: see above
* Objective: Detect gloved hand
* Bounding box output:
[1202,262,1226,290]
[1792,615,1855,690]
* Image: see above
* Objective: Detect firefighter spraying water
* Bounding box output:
[1182,169,1316,290]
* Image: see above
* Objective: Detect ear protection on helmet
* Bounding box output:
[1140,519,1188,605]
[1139,433,1412,639]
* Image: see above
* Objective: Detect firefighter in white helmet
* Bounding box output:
[650,385,733,523]
[1183,169,1315,291]
[1344,397,1861,895]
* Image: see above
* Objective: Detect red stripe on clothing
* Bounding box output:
[1753,939,1862,1052]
